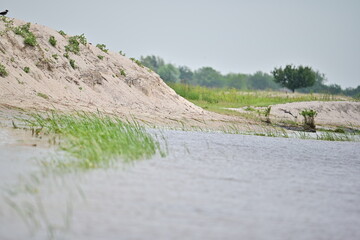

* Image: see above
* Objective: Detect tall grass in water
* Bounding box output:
[24,111,165,169]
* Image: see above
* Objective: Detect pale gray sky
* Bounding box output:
[4,0,360,88]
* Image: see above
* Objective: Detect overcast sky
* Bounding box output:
[4,0,360,88]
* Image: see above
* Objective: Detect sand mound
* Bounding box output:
[271,101,360,127]
[0,17,250,129]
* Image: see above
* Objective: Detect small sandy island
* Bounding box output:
[229,101,360,128]
[271,101,360,128]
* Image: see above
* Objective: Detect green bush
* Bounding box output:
[76,34,87,45]
[119,68,126,77]
[97,55,104,60]
[23,66,30,73]
[96,44,108,53]
[58,30,66,37]
[300,109,317,130]
[69,59,76,69]
[49,36,57,46]
[0,63,8,77]
[65,36,80,54]
[130,58,144,68]
[13,23,37,47]
[65,34,87,55]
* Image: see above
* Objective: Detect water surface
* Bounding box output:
[0,128,359,240]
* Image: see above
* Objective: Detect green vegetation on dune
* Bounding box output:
[23,112,165,169]
[13,23,37,47]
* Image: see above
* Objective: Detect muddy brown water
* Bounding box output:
[0,128,360,240]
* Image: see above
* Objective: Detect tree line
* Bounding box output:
[140,55,360,98]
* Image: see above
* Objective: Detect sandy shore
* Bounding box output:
[229,101,360,129]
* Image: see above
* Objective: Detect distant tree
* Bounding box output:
[298,71,328,93]
[327,84,342,95]
[193,67,224,88]
[140,55,165,71]
[344,85,360,99]
[248,71,279,90]
[272,65,316,92]
[178,65,194,84]
[224,73,249,89]
[158,64,180,83]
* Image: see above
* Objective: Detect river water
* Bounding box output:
[0,128,359,240]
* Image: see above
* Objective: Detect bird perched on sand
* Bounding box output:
[0,10,8,16]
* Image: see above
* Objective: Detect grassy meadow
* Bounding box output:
[168,83,352,116]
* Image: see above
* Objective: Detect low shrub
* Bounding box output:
[69,59,76,69]
[96,44,108,53]
[119,68,126,77]
[49,36,57,46]
[0,63,8,77]
[300,109,317,130]
[37,92,49,100]
[58,30,66,37]
[13,23,37,47]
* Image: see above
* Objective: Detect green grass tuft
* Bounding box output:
[96,44,108,53]
[13,23,37,47]
[130,58,144,68]
[24,112,165,168]
[119,68,126,77]
[49,36,57,47]
[69,59,76,69]
[0,63,8,77]
[37,92,49,100]
[58,30,66,37]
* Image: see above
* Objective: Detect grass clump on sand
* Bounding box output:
[23,66,30,73]
[65,34,87,55]
[13,23,37,47]
[24,112,165,168]
[36,92,49,99]
[69,59,76,69]
[49,36,57,46]
[96,43,108,53]
[0,63,8,77]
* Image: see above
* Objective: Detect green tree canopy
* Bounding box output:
[224,73,248,89]
[248,71,279,90]
[140,55,165,71]
[272,65,316,92]
[158,64,180,83]
[193,67,224,88]
[178,65,194,84]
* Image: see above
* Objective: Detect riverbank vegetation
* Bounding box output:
[140,55,360,99]
[168,82,348,116]
[22,112,165,169]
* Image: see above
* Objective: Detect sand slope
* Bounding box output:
[0,17,250,129]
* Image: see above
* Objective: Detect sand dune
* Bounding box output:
[0,17,251,130]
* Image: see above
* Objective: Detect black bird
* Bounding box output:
[0,10,8,16]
